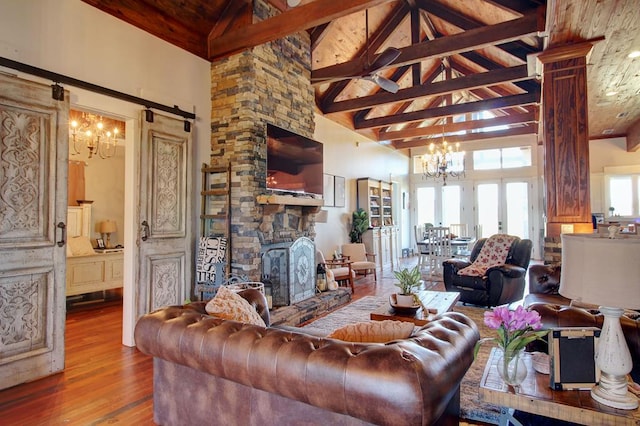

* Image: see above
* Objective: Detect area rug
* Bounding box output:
[299,296,501,424]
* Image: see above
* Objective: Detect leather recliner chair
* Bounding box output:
[443,236,533,307]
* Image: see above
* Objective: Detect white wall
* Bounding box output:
[0,0,212,346]
[589,137,640,214]
[313,114,410,256]
[70,146,126,247]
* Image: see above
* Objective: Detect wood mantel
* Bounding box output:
[256,194,323,206]
[256,194,323,214]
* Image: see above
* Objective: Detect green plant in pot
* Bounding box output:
[349,208,369,243]
[393,265,423,306]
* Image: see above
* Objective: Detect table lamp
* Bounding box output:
[99,220,117,249]
[560,233,640,409]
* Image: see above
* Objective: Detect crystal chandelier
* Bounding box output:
[69,111,120,159]
[421,130,465,185]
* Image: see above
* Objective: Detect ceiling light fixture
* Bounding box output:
[70,111,121,159]
[286,0,301,7]
[421,122,465,185]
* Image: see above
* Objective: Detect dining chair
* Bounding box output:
[449,224,468,238]
[425,226,451,276]
[414,225,430,269]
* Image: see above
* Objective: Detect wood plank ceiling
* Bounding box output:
[81,0,640,152]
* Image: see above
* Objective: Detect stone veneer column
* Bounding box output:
[208,1,316,279]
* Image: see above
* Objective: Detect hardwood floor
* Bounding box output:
[0,256,493,425]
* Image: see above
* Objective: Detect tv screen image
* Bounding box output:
[266,124,323,196]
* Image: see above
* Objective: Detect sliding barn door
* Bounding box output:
[136,112,192,320]
[0,74,68,389]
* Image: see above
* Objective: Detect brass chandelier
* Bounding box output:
[421,126,465,185]
[69,111,121,159]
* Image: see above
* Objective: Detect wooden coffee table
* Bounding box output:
[370,290,460,326]
[479,347,640,425]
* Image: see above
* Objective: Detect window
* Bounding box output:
[609,176,634,216]
[416,187,435,226]
[442,185,461,226]
[473,147,531,170]
[470,110,509,133]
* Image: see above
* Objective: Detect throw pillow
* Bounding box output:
[205,286,266,327]
[458,234,518,276]
[328,320,414,343]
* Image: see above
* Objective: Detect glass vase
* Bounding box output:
[496,348,527,389]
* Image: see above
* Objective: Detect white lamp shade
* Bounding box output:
[560,233,640,309]
[99,220,117,234]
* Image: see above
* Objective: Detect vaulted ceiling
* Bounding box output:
[81,0,640,151]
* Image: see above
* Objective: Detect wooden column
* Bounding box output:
[538,42,595,237]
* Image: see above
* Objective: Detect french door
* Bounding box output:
[475,179,532,239]
[415,183,471,228]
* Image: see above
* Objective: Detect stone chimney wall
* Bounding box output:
[209,0,316,279]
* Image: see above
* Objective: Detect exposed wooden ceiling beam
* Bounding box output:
[207,0,252,41]
[392,124,536,149]
[312,7,544,84]
[208,0,396,60]
[81,0,209,58]
[417,0,539,61]
[456,51,540,93]
[323,65,531,113]
[318,3,409,107]
[355,91,539,129]
[380,111,537,141]
[485,0,542,15]
[627,118,640,152]
[309,22,332,51]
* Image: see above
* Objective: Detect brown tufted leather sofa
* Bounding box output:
[135,289,480,426]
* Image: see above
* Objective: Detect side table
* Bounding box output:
[479,347,640,425]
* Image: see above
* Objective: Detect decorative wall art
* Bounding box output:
[323,174,335,207]
[334,176,345,207]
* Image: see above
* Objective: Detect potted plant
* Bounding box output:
[393,265,423,306]
[349,208,369,243]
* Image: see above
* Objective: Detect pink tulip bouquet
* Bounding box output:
[474,305,548,358]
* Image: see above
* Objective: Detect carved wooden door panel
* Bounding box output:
[137,112,192,320]
[0,74,68,389]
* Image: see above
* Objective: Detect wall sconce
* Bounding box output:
[99,220,117,249]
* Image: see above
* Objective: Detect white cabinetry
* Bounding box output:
[66,252,124,296]
[357,178,400,270]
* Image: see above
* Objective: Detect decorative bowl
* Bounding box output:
[389,294,420,314]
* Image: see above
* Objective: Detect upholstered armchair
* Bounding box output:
[341,243,377,281]
[443,235,533,307]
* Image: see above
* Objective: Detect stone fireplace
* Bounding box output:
[208,0,318,285]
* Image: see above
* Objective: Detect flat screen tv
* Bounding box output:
[266,123,323,196]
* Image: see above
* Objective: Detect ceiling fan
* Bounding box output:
[350,10,401,93]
